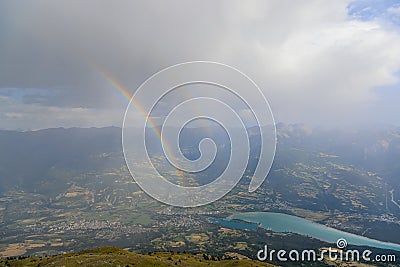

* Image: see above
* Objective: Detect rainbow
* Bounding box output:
[96,67,187,185]
[95,67,162,138]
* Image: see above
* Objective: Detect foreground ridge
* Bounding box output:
[0,246,276,267]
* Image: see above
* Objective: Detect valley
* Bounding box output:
[1,125,400,266]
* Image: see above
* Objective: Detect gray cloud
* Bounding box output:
[1,0,400,129]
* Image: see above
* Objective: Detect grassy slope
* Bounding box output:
[0,247,276,267]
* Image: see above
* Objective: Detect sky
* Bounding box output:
[1,0,400,130]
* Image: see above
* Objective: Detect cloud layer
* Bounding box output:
[1,0,400,129]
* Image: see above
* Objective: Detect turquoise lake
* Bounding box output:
[226,212,400,252]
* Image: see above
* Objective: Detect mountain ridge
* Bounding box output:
[0,246,277,267]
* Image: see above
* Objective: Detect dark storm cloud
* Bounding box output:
[0,0,226,108]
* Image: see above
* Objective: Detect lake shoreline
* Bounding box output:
[224,212,400,252]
